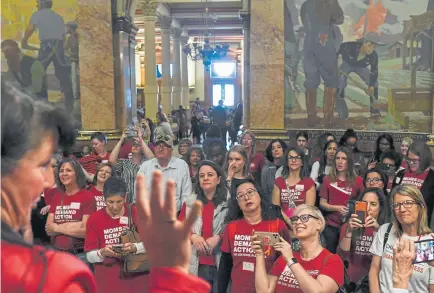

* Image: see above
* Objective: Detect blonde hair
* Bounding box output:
[293,204,326,233]
[390,184,432,238]
[402,137,414,147]
[239,130,257,159]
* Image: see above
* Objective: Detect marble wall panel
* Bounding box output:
[77,0,116,129]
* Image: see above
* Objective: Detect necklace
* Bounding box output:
[300,245,323,261]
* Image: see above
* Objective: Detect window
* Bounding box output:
[212,84,235,106]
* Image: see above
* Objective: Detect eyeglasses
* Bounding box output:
[290,214,320,224]
[236,189,257,201]
[287,155,302,161]
[391,200,420,210]
[406,157,420,165]
[366,178,382,184]
[379,143,391,147]
[382,164,396,170]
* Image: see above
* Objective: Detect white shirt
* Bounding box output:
[369,224,434,293]
[310,161,332,189]
[136,156,192,212]
[30,9,65,41]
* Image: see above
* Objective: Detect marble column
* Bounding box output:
[142,1,159,121]
[180,35,190,109]
[171,28,182,109]
[239,9,250,129]
[159,16,173,114]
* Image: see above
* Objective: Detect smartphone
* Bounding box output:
[355,201,368,223]
[414,239,434,264]
[112,244,124,252]
[253,232,280,246]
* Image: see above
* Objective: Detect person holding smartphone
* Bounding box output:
[252,204,344,293]
[85,177,148,293]
[217,179,290,293]
[338,188,390,283]
[369,185,434,293]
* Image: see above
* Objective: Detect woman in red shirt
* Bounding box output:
[338,188,390,283]
[253,204,344,293]
[45,158,96,257]
[89,163,115,211]
[1,83,95,293]
[186,146,205,186]
[85,177,148,293]
[319,147,364,253]
[79,132,110,176]
[272,146,316,226]
[240,130,266,182]
[218,178,291,293]
[179,160,230,292]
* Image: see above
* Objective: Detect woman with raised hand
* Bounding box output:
[1,81,95,292]
[252,204,344,293]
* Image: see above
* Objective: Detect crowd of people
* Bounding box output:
[2,81,434,293]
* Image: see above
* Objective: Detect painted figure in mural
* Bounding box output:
[336,33,380,120]
[300,0,344,127]
[65,21,80,100]
[1,39,48,100]
[290,26,305,84]
[21,0,74,111]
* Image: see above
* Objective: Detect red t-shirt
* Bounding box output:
[43,186,60,206]
[119,140,133,159]
[179,201,217,266]
[338,223,375,283]
[79,152,111,175]
[85,204,148,293]
[320,176,364,227]
[49,189,96,250]
[401,169,429,190]
[221,218,290,293]
[270,249,344,293]
[89,186,106,211]
[274,177,315,217]
[250,153,266,174]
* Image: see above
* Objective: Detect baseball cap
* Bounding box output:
[363,32,381,45]
[155,134,173,148]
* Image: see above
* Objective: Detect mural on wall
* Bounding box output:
[1,0,81,125]
[284,0,434,134]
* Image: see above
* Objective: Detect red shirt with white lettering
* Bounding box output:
[274,177,315,217]
[401,169,429,190]
[270,249,344,293]
[221,218,290,293]
[85,204,148,293]
[338,223,375,283]
[89,186,106,211]
[49,189,96,250]
[79,152,110,175]
[320,176,364,227]
[179,201,216,266]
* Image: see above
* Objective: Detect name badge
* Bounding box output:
[243,262,254,272]
[70,202,81,209]
[102,160,108,163]
[120,216,129,225]
[295,184,304,191]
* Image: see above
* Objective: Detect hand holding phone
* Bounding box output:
[111,243,125,253]
[414,239,434,264]
[355,201,367,223]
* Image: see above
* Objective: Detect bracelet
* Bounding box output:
[344,234,352,238]
[97,248,104,258]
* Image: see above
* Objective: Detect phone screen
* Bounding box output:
[414,239,434,264]
[355,201,367,223]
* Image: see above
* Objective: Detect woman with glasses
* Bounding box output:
[368,134,395,170]
[240,130,266,182]
[261,139,288,200]
[319,147,364,253]
[179,160,230,292]
[89,163,115,211]
[338,188,390,283]
[310,140,338,190]
[392,141,434,225]
[223,145,251,190]
[252,204,344,293]
[364,168,388,196]
[186,146,205,186]
[369,185,434,293]
[218,178,290,293]
[272,147,316,226]
[178,138,193,161]
[379,151,402,192]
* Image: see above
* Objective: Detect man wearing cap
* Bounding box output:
[1,39,47,100]
[136,134,192,213]
[336,34,380,120]
[21,0,74,111]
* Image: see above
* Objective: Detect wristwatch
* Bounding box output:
[286,257,298,269]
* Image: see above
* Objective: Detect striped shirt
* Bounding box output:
[136,157,192,212]
[115,158,145,202]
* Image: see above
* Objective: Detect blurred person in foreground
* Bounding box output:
[1,81,96,292]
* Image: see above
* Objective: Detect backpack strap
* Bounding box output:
[383,223,393,251]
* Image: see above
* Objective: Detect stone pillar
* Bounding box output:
[171,28,182,109]
[142,1,159,121]
[180,35,190,109]
[159,16,173,114]
[239,8,250,129]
